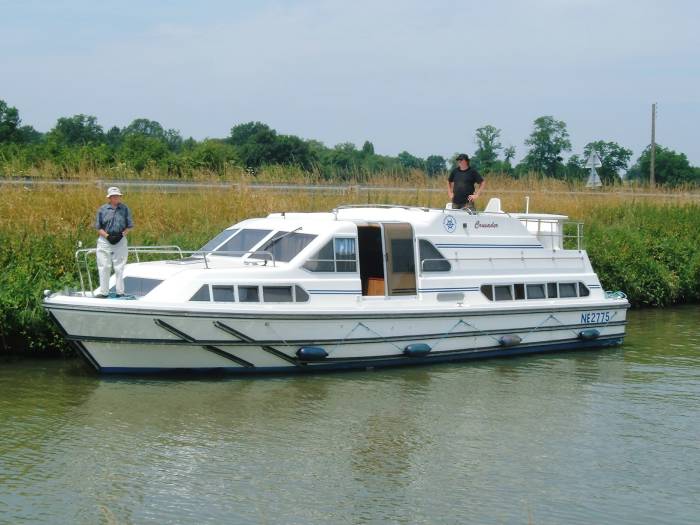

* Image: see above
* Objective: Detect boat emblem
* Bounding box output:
[443,215,457,233]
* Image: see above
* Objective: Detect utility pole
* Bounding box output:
[650,103,656,186]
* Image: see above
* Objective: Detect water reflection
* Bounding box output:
[1,306,699,524]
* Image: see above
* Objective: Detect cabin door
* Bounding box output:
[381,223,417,296]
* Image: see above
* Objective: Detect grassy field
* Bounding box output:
[1,173,699,354]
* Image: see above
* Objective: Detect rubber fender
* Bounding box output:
[498,334,522,347]
[296,346,328,361]
[403,343,431,357]
[578,328,600,341]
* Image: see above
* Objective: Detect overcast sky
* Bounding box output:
[2,0,699,165]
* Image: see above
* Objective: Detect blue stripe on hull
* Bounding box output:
[95,337,624,375]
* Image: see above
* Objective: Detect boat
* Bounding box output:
[43,198,629,374]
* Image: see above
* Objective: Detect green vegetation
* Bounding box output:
[1,99,699,185]
[1,181,699,355]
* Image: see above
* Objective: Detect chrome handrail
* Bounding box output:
[74,245,275,296]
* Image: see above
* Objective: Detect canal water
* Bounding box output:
[1,306,698,524]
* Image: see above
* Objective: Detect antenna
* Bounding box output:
[650,103,657,186]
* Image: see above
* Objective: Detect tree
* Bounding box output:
[504,146,516,164]
[627,145,698,187]
[473,125,502,172]
[123,118,166,139]
[583,140,632,184]
[524,116,571,177]
[425,155,447,176]
[361,140,375,156]
[0,100,22,143]
[49,114,104,146]
[397,151,424,170]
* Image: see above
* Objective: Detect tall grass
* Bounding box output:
[1,180,698,354]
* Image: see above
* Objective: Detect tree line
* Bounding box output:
[0,99,698,186]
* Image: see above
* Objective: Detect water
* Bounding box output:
[1,306,698,524]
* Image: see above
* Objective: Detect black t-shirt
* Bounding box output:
[448,167,483,205]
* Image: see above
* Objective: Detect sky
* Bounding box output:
[2,0,699,165]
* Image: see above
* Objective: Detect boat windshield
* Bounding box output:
[213,228,272,257]
[198,229,239,252]
[250,231,317,263]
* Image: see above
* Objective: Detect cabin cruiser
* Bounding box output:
[43,199,629,374]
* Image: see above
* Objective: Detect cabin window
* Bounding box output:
[514,283,525,300]
[559,282,578,298]
[579,283,590,297]
[526,284,546,299]
[190,285,210,301]
[494,285,513,301]
[480,285,493,300]
[110,277,163,297]
[263,286,293,302]
[212,285,235,302]
[238,286,260,302]
[251,231,317,263]
[294,285,310,302]
[198,229,239,253]
[303,237,357,272]
[547,282,558,298]
[214,229,271,257]
[419,240,451,272]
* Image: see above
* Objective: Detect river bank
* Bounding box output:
[1,182,699,354]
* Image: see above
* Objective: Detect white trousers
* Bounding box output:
[96,236,128,295]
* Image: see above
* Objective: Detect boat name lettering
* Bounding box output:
[474,221,498,229]
[581,311,610,324]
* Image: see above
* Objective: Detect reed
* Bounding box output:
[1,181,698,354]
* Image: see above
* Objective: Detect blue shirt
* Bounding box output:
[95,203,134,234]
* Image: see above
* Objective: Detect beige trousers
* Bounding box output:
[96,236,128,295]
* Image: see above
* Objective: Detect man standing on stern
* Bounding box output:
[95,186,133,298]
[447,153,485,211]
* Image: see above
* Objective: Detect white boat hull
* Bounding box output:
[47,301,628,374]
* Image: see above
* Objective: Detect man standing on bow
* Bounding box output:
[95,186,133,297]
[447,153,485,211]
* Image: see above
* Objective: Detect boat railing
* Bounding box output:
[74,246,275,295]
[420,252,586,273]
[518,218,584,250]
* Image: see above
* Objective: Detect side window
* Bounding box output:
[238,286,260,303]
[294,285,310,302]
[212,285,235,302]
[559,282,578,298]
[514,283,525,300]
[419,240,451,272]
[526,284,546,299]
[579,282,590,297]
[547,282,558,298]
[190,285,210,301]
[263,286,293,302]
[304,238,357,272]
[494,285,513,301]
[480,284,493,300]
[334,238,357,272]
